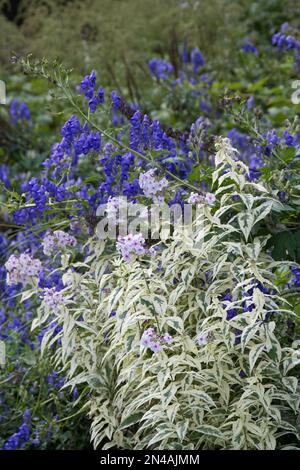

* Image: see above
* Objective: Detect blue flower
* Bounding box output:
[111,90,122,110]
[241,41,258,55]
[190,47,205,73]
[10,99,32,126]
[148,59,174,81]
[81,70,97,100]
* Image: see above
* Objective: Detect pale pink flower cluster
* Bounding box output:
[141,327,173,353]
[106,196,124,219]
[116,234,157,262]
[138,169,168,203]
[105,197,149,224]
[187,192,216,205]
[5,253,42,286]
[43,288,64,309]
[116,233,146,262]
[42,230,77,256]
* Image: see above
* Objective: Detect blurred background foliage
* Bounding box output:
[0,0,299,89]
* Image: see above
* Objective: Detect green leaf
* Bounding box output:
[197,425,223,439]
[269,231,300,262]
[241,322,260,352]
[249,343,265,372]
[119,412,144,430]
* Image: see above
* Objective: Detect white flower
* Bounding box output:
[205,192,216,205]
[197,333,208,346]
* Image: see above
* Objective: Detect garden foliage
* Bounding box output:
[1,5,300,449]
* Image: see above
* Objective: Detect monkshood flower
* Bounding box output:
[0,164,10,188]
[221,291,237,320]
[291,266,300,288]
[264,129,279,156]
[116,233,147,262]
[61,115,81,143]
[141,327,173,353]
[138,169,168,203]
[111,106,125,127]
[241,41,259,55]
[283,130,295,147]
[81,70,105,112]
[10,99,32,126]
[81,70,96,100]
[3,409,31,450]
[272,32,300,51]
[42,288,64,309]
[42,230,77,256]
[190,47,205,72]
[47,371,64,389]
[89,86,104,113]
[181,40,189,64]
[272,29,300,71]
[13,176,70,225]
[188,116,211,144]
[247,95,255,110]
[148,59,174,81]
[191,47,205,73]
[5,253,42,286]
[111,90,121,110]
[43,117,101,177]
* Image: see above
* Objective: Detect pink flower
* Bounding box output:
[116,233,146,262]
[5,253,42,286]
[42,230,77,256]
[139,169,168,203]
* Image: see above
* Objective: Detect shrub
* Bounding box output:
[21,138,300,449]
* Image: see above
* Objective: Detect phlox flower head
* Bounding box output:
[106,196,121,219]
[116,233,146,262]
[187,192,204,204]
[42,230,77,256]
[42,288,64,309]
[141,327,173,353]
[105,196,133,222]
[5,253,42,286]
[138,169,168,203]
[187,191,215,205]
